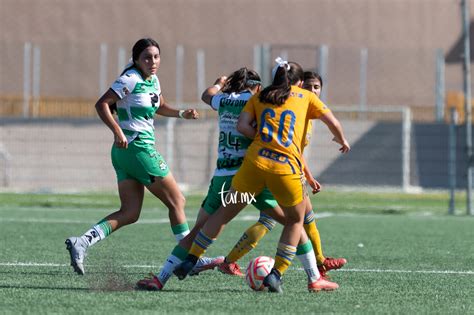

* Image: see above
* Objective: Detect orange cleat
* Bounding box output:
[136,273,163,291]
[318,257,347,279]
[308,278,339,292]
[322,257,347,271]
[218,261,244,277]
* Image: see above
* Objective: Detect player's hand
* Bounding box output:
[214,76,227,87]
[114,132,128,149]
[308,177,322,194]
[182,109,199,119]
[333,137,350,153]
[338,139,350,154]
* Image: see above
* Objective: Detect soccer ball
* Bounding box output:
[245,256,275,291]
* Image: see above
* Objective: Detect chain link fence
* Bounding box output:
[0,41,464,121]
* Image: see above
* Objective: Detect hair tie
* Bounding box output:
[246,79,261,86]
[271,57,290,80]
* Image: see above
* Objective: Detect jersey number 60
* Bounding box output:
[259,109,296,147]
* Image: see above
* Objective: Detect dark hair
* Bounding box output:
[303,71,323,88]
[121,38,160,75]
[259,61,304,105]
[222,67,261,94]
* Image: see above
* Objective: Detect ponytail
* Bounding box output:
[259,60,304,105]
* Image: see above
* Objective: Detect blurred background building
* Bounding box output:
[0,0,472,192]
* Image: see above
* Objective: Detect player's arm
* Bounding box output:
[95,89,128,148]
[237,111,257,139]
[307,93,350,153]
[319,111,350,153]
[301,153,321,194]
[201,76,227,106]
[156,95,199,119]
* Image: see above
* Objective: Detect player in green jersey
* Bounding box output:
[65,38,198,275]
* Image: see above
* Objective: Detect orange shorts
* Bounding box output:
[231,159,306,207]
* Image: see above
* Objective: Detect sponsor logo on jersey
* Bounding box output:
[220,99,248,108]
[216,157,244,169]
[290,92,304,98]
[258,148,288,163]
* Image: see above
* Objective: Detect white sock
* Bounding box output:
[158,254,182,284]
[297,249,321,283]
[174,230,190,242]
[80,226,104,247]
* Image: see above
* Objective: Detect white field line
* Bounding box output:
[0,262,473,275]
[0,213,334,224]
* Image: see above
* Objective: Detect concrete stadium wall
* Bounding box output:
[0,118,466,191]
[0,0,472,108]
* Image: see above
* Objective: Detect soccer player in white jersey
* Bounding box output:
[65,38,199,275]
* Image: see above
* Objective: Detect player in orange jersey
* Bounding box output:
[174,58,349,293]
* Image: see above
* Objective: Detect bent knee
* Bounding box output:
[166,193,186,211]
[285,213,304,225]
[118,208,140,224]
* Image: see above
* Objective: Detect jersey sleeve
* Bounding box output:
[154,75,162,96]
[210,94,224,111]
[242,94,257,117]
[110,72,138,99]
[307,92,331,119]
[303,120,313,148]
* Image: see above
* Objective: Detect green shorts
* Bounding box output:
[201,175,278,215]
[111,139,169,186]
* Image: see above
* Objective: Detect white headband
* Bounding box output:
[271,57,290,80]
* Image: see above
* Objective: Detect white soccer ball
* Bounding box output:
[245,256,275,291]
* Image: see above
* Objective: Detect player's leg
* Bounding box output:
[173,194,248,280]
[263,200,305,293]
[219,189,279,276]
[304,196,346,278]
[137,176,231,290]
[259,172,307,292]
[296,227,338,292]
[66,179,144,275]
[173,160,265,280]
[136,206,223,291]
[146,173,190,241]
[303,196,325,264]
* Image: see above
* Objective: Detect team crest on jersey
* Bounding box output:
[159,160,167,170]
[122,87,130,95]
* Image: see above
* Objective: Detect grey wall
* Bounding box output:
[0,0,472,108]
[0,118,466,191]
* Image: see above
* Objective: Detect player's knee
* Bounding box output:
[128,214,139,224]
[117,206,141,225]
[124,210,140,224]
[285,212,304,225]
[176,193,186,209]
[167,193,186,212]
[116,213,139,226]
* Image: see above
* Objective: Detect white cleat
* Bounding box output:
[65,237,87,275]
[189,256,225,276]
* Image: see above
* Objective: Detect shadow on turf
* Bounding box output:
[0,285,90,291]
[0,270,65,276]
